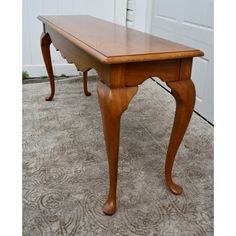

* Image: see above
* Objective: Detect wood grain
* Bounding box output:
[38,15,204,64]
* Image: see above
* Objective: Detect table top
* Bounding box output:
[38,15,204,64]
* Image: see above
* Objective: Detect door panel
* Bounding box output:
[151,0,214,123]
[155,0,180,20]
[184,0,213,29]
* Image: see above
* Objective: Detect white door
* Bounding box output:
[151,0,214,123]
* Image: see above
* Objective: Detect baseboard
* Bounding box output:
[23,64,97,77]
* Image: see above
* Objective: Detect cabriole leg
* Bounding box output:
[40,32,55,101]
[83,70,91,96]
[165,79,196,195]
[97,81,138,215]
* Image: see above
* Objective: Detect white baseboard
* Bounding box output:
[23,64,97,77]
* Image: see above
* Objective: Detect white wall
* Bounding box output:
[23,0,126,77]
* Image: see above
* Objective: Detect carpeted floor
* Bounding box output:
[23,77,213,236]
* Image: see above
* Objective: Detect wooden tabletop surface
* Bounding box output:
[38,15,204,64]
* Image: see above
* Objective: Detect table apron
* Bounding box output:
[45,25,193,88]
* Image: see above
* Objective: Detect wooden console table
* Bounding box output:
[38,15,204,215]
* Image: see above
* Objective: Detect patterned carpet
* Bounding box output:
[23,77,213,236]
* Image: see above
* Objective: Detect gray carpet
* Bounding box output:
[23,77,213,236]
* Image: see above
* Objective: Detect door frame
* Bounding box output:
[114,0,127,26]
[113,0,154,31]
[144,0,154,33]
